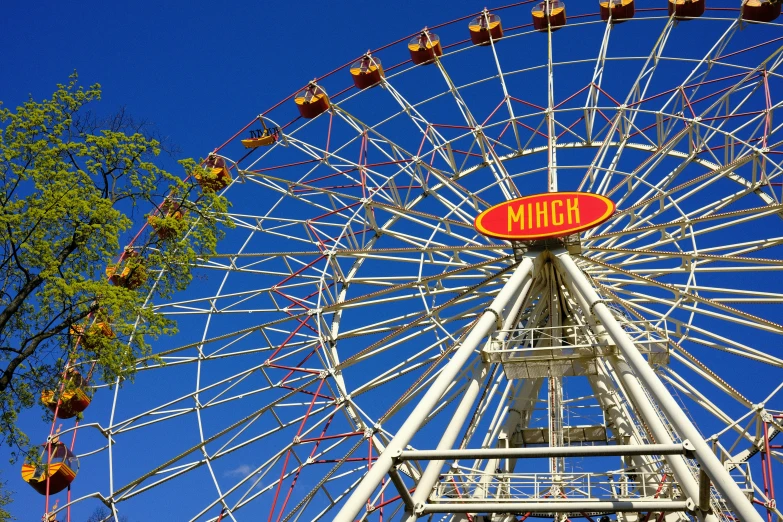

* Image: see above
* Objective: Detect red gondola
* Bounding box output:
[195,155,232,191]
[295,83,330,119]
[41,369,92,419]
[532,1,567,31]
[408,30,442,65]
[21,440,80,495]
[668,0,706,19]
[742,0,781,22]
[351,55,384,90]
[600,0,635,22]
[469,11,503,46]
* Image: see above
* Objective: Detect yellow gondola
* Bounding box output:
[242,118,280,149]
[295,83,330,119]
[532,1,567,31]
[195,155,232,191]
[469,11,503,46]
[106,249,147,289]
[668,0,706,19]
[147,198,185,240]
[600,0,635,21]
[408,30,442,65]
[742,0,781,22]
[350,55,384,90]
[21,440,79,495]
[40,369,92,419]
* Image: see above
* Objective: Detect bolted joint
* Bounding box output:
[392,448,404,464]
[414,502,426,516]
[685,497,697,514]
[682,439,696,459]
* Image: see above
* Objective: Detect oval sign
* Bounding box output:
[474,192,615,240]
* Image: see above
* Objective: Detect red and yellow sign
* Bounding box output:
[474,192,615,240]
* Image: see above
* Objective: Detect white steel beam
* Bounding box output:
[554,251,764,522]
[333,252,541,522]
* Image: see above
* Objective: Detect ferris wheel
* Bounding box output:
[26,1,783,521]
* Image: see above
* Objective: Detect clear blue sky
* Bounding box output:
[2,2,781,521]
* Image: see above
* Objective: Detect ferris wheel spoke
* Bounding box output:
[584,256,783,336]
[594,281,783,368]
[581,18,675,193]
[582,13,613,146]
[586,202,783,260]
[599,71,774,216]
[660,368,766,449]
[586,246,783,270]
[433,48,520,200]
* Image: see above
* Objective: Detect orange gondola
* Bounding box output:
[40,369,92,419]
[469,11,503,46]
[600,0,635,22]
[408,30,443,65]
[241,118,280,149]
[106,249,147,289]
[70,320,114,353]
[147,198,185,240]
[742,0,781,22]
[351,55,384,90]
[195,155,232,191]
[295,83,330,119]
[668,0,706,19]
[21,440,80,495]
[532,1,567,31]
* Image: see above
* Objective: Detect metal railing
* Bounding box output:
[432,471,680,503]
[485,320,670,365]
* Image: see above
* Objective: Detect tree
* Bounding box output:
[0,472,11,522]
[0,73,230,460]
[86,507,129,522]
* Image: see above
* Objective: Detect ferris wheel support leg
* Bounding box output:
[554,251,764,522]
[402,274,534,522]
[333,254,540,522]
[400,363,491,522]
[568,278,700,522]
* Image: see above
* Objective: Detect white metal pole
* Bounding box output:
[333,254,539,522]
[555,251,764,522]
[402,274,534,521]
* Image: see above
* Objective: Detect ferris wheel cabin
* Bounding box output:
[147,198,185,240]
[350,55,384,90]
[195,155,232,191]
[40,369,92,420]
[600,0,635,21]
[408,31,442,65]
[21,441,80,495]
[532,1,567,31]
[741,0,781,22]
[295,83,330,119]
[70,319,114,354]
[241,122,279,149]
[668,0,706,18]
[468,11,504,45]
[105,249,147,289]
